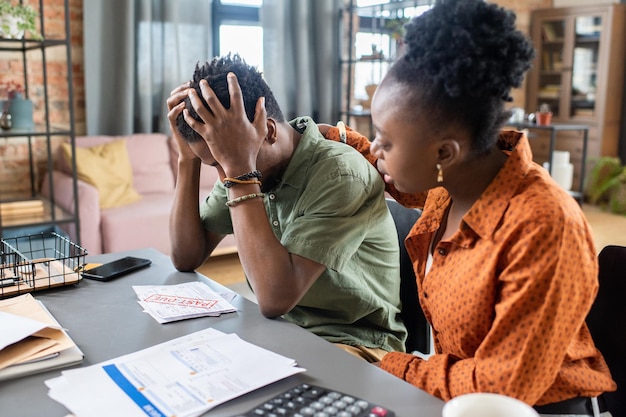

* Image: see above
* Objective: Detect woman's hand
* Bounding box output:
[184,73,267,178]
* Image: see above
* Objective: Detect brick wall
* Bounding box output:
[0,0,84,198]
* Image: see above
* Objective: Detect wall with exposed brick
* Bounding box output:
[0,0,83,199]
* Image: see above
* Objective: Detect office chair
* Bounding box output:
[386,199,430,355]
[586,245,626,417]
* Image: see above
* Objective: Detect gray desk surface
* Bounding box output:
[0,248,444,417]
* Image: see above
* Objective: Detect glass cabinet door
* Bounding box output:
[570,15,602,119]
[537,19,565,118]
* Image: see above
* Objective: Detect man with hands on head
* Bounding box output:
[166,54,407,362]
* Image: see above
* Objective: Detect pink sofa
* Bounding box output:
[42,133,236,256]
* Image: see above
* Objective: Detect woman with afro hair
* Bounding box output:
[324,0,616,415]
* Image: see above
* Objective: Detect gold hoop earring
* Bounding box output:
[436,163,444,183]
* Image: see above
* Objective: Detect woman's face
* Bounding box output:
[370,79,442,194]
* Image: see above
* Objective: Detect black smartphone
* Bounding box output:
[82,256,152,281]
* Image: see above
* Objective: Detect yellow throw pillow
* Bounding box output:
[61,140,142,209]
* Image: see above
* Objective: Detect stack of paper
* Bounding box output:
[133,281,238,323]
[0,293,84,381]
[46,328,306,417]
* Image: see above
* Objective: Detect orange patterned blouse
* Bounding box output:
[325,126,616,406]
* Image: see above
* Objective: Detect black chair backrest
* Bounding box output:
[586,245,626,417]
[386,199,430,354]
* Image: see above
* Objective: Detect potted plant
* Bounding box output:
[0,1,41,40]
[385,16,409,55]
[535,103,553,125]
[585,156,626,214]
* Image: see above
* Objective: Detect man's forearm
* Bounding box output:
[170,159,212,271]
[226,184,324,318]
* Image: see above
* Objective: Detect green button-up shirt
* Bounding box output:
[200,117,406,352]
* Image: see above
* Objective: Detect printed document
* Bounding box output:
[133,281,237,323]
[46,328,305,417]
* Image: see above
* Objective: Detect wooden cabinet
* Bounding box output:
[0,0,80,243]
[525,4,626,185]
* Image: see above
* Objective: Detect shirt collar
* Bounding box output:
[465,130,531,239]
[276,116,321,191]
[417,130,531,241]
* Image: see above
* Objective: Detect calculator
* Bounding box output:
[236,383,395,417]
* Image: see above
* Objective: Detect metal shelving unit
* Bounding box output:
[0,0,80,244]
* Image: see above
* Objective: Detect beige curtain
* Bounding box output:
[83,0,213,135]
[261,0,341,124]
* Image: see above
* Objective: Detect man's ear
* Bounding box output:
[266,118,277,144]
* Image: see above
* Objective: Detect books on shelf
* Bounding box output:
[0,199,44,219]
[539,84,561,99]
[575,108,594,117]
[541,50,563,72]
[542,22,560,41]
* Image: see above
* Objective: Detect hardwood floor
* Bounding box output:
[196,203,626,291]
[196,252,246,287]
[582,204,626,251]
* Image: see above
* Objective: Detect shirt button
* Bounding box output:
[269,194,276,200]
[438,248,447,256]
[272,220,279,227]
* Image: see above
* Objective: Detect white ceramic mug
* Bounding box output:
[442,393,539,417]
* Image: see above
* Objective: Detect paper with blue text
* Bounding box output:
[46,328,305,417]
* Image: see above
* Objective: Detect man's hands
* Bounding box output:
[167,82,199,162]
[184,73,268,178]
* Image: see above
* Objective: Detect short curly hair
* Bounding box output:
[387,0,535,155]
[176,53,285,143]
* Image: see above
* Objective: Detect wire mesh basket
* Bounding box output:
[0,232,88,298]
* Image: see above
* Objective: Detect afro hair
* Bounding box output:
[176,53,284,143]
[388,0,535,154]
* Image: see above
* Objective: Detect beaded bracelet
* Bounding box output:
[337,121,347,144]
[223,178,262,188]
[233,170,262,181]
[225,192,266,207]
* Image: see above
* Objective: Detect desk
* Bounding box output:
[509,122,589,203]
[0,248,444,417]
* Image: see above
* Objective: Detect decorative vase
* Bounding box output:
[361,83,378,109]
[535,111,553,126]
[0,109,11,130]
[543,150,573,191]
[6,93,34,129]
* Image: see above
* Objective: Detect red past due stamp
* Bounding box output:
[144,293,219,309]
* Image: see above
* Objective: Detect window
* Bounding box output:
[351,1,434,102]
[213,0,263,71]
